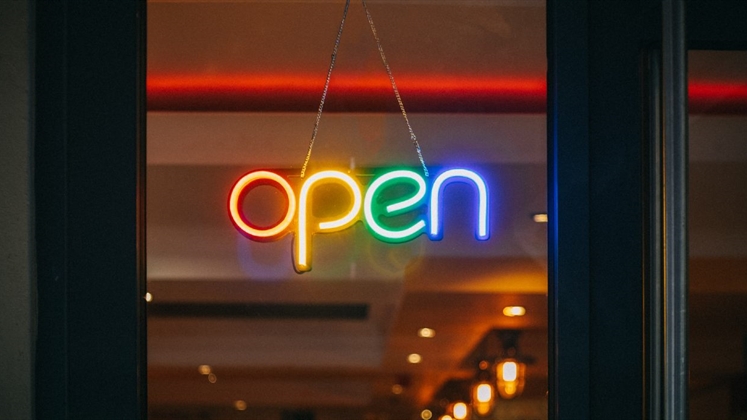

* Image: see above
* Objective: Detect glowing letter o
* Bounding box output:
[228,171,296,240]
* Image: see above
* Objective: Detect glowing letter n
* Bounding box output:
[429,169,489,241]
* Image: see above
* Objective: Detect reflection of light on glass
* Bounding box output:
[421,409,433,420]
[391,384,403,395]
[407,353,422,364]
[452,402,469,420]
[418,328,435,338]
[234,400,247,411]
[208,373,217,383]
[532,213,548,223]
[502,306,526,317]
[144,292,152,302]
[198,365,211,375]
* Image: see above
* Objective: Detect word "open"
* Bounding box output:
[229,168,489,273]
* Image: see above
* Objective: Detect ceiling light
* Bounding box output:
[469,359,496,417]
[502,306,526,317]
[532,213,548,223]
[494,330,528,399]
[234,400,247,411]
[198,365,211,375]
[496,359,526,399]
[452,402,469,420]
[407,353,422,364]
[418,327,435,338]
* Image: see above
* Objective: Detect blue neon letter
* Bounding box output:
[429,169,489,241]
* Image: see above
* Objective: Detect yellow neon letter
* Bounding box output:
[295,170,362,273]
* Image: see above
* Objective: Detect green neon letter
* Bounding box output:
[364,170,427,243]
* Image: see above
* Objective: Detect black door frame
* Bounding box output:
[549,1,747,419]
[34,1,146,418]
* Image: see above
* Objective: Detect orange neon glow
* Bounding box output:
[148,74,747,114]
[229,171,296,240]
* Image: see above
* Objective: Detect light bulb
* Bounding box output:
[502,306,526,317]
[471,380,495,416]
[496,358,526,399]
[502,361,518,381]
[452,402,469,420]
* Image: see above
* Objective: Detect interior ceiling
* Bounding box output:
[146,1,747,419]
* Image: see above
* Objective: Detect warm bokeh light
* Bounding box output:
[476,383,493,403]
[421,409,433,420]
[207,373,217,384]
[144,292,153,302]
[471,380,495,416]
[439,416,454,420]
[197,365,211,375]
[233,400,247,411]
[502,361,518,381]
[502,306,526,317]
[452,402,469,420]
[391,384,404,395]
[418,328,436,338]
[532,213,548,223]
[496,359,526,399]
[407,353,422,364]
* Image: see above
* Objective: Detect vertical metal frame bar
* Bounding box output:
[549,1,661,418]
[34,1,147,418]
[661,0,688,418]
[644,48,664,420]
[547,1,591,418]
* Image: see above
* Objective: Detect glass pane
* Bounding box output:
[147,1,547,419]
[688,50,747,420]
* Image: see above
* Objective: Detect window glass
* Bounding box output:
[147,1,547,419]
[688,50,747,420]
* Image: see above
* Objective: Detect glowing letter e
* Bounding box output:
[429,169,490,241]
[296,170,362,273]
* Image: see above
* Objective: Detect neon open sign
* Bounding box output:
[229,168,489,273]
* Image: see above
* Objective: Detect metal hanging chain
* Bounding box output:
[300,0,351,179]
[300,0,429,178]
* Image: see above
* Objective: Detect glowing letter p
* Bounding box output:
[295,170,362,273]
